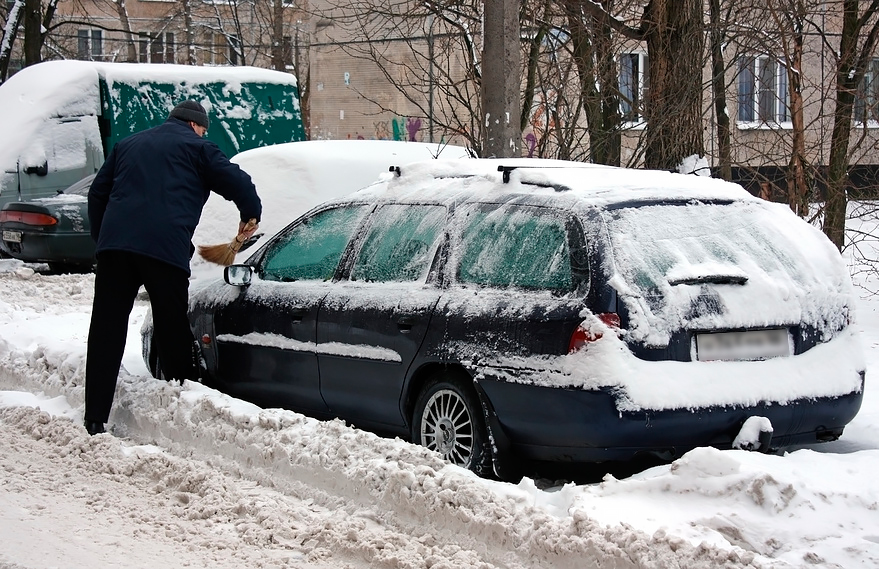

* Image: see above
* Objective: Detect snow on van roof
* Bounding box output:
[0,61,299,193]
[0,60,297,123]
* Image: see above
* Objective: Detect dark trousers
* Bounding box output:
[84,250,196,424]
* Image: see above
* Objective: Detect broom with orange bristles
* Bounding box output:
[197,218,258,266]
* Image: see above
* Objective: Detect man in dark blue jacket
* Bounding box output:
[84,100,261,436]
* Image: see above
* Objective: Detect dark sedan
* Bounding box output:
[0,175,96,273]
[142,159,865,480]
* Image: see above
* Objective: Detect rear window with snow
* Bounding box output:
[456,205,582,292]
[608,201,805,292]
[604,199,850,344]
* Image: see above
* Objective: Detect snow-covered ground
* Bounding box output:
[1,250,878,569]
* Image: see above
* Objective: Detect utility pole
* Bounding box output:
[482,0,521,158]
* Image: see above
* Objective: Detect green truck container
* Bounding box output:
[0,60,305,208]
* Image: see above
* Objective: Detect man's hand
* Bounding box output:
[238,219,259,239]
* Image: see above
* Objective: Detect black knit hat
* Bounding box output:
[169,100,210,129]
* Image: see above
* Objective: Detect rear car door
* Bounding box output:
[426,203,592,442]
[317,202,447,429]
[210,205,370,416]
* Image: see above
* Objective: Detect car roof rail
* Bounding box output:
[497,165,574,192]
[497,164,580,184]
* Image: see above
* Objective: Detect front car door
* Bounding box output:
[209,204,370,416]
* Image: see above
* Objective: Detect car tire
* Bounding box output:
[412,373,492,476]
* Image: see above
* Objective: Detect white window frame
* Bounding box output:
[737,55,791,129]
[854,58,879,127]
[77,29,103,61]
[619,52,648,127]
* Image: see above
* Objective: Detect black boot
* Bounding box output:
[84,421,105,436]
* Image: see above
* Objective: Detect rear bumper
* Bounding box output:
[478,372,865,463]
[0,229,95,265]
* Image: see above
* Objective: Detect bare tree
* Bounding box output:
[578,0,707,170]
[771,0,810,216]
[708,0,732,180]
[562,0,622,165]
[114,0,138,62]
[0,0,25,81]
[824,0,879,250]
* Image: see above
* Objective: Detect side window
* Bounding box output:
[260,206,367,282]
[352,204,446,282]
[457,205,583,292]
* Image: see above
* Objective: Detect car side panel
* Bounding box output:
[210,282,330,416]
[317,283,441,429]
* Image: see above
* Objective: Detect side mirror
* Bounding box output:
[24,161,48,176]
[224,264,254,287]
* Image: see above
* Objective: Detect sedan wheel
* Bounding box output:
[412,376,491,474]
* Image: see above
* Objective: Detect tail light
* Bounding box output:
[0,210,58,226]
[569,312,621,353]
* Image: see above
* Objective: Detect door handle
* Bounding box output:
[397,316,415,334]
[289,308,307,323]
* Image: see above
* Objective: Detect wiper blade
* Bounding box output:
[668,274,748,286]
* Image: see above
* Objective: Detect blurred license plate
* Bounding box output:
[2,230,21,243]
[696,328,790,361]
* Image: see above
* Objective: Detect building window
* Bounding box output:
[619,52,648,123]
[855,58,879,125]
[203,32,220,65]
[283,35,294,69]
[77,29,103,61]
[138,32,175,63]
[228,35,240,66]
[738,55,789,124]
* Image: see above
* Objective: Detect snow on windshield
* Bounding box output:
[605,200,852,346]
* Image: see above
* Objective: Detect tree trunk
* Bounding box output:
[23,0,41,66]
[482,0,521,157]
[521,3,547,137]
[824,0,879,250]
[183,0,196,65]
[271,0,285,71]
[786,11,808,216]
[0,0,25,82]
[642,0,705,170]
[564,1,621,166]
[709,0,731,180]
[115,0,139,62]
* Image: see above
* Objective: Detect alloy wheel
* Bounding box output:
[419,388,475,467]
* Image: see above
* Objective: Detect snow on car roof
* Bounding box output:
[351,158,757,208]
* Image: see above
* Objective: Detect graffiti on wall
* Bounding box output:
[342,116,424,142]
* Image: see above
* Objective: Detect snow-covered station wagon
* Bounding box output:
[143,159,865,479]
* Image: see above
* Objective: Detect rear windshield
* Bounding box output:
[606,201,830,297]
